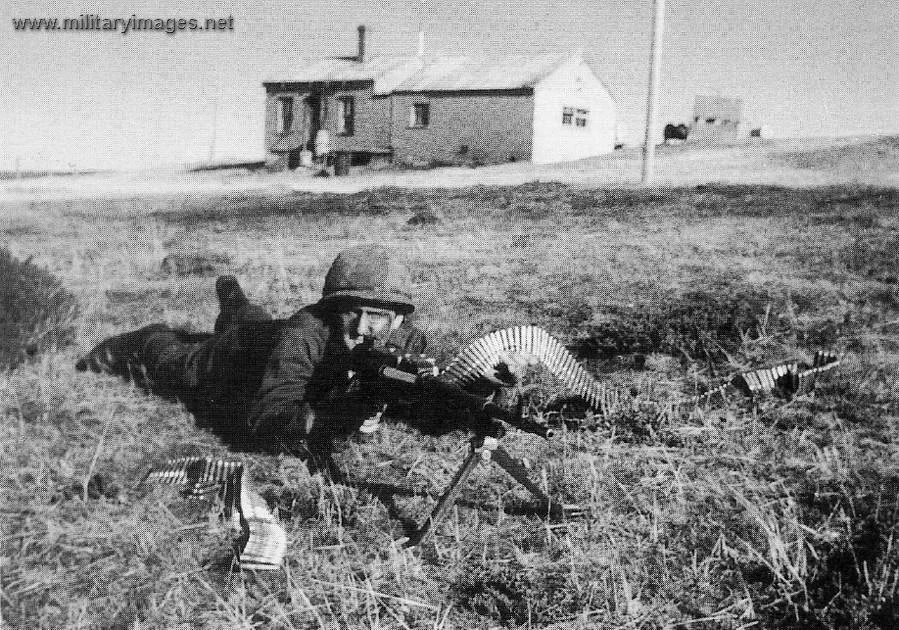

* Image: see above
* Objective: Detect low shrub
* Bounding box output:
[0,248,77,369]
[407,204,441,226]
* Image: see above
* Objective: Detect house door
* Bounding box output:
[305,96,322,151]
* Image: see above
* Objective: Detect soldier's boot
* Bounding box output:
[75,324,173,381]
[214,275,271,334]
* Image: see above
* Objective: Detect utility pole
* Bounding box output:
[641,0,666,185]
[208,94,218,166]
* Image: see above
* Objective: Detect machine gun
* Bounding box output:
[351,339,555,439]
[350,339,581,547]
[350,329,840,546]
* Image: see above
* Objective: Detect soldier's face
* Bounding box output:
[338,305,397,350]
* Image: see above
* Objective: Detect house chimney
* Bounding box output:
[357,25,366,63]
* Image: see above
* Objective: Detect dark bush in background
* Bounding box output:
[0,248,77,369]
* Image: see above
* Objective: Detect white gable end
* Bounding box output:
[531,56,616,164]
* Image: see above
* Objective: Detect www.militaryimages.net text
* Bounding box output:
[11,14,234,35]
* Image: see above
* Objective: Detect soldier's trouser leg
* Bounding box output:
[76,324,174,381]
[139,330,201,399]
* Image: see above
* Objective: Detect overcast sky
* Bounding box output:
[2,0,896,170]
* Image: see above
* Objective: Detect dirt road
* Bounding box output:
[2,135,895,202]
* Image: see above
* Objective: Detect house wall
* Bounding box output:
[264,82,392,169]
[389,91,534,165]
[531,57,616,164]
[321,85,392,154]
[264,88,308,169]
[688,120,740,144]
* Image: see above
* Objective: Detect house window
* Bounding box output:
[575,109,589,127]
[276,96,293,134]
[563,107,588,127]
[336,96,355,135]
[410,103,430,128]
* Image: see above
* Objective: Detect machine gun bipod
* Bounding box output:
[401,432,585,548]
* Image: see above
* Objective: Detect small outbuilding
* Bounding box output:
[263,28,616,169]
[688,95,743,144]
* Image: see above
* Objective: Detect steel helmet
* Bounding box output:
[320,245,415,314]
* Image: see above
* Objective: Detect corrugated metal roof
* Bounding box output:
[391,53,569,92]
[263,56,423,94]
[264,53,574,94]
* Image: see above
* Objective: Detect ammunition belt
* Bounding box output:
[142,456,286,570]
[439,325,839,418]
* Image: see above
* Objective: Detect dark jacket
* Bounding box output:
[173,302,426,442]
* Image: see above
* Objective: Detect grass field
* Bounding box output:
[2,141,899,628]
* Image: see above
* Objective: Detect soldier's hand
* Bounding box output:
[282,402,316,439]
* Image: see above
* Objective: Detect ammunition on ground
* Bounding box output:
[143,456,286,569]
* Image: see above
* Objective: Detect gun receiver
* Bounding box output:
[351,340,553,439]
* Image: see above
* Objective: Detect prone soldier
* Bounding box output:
[76,245,513,471]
